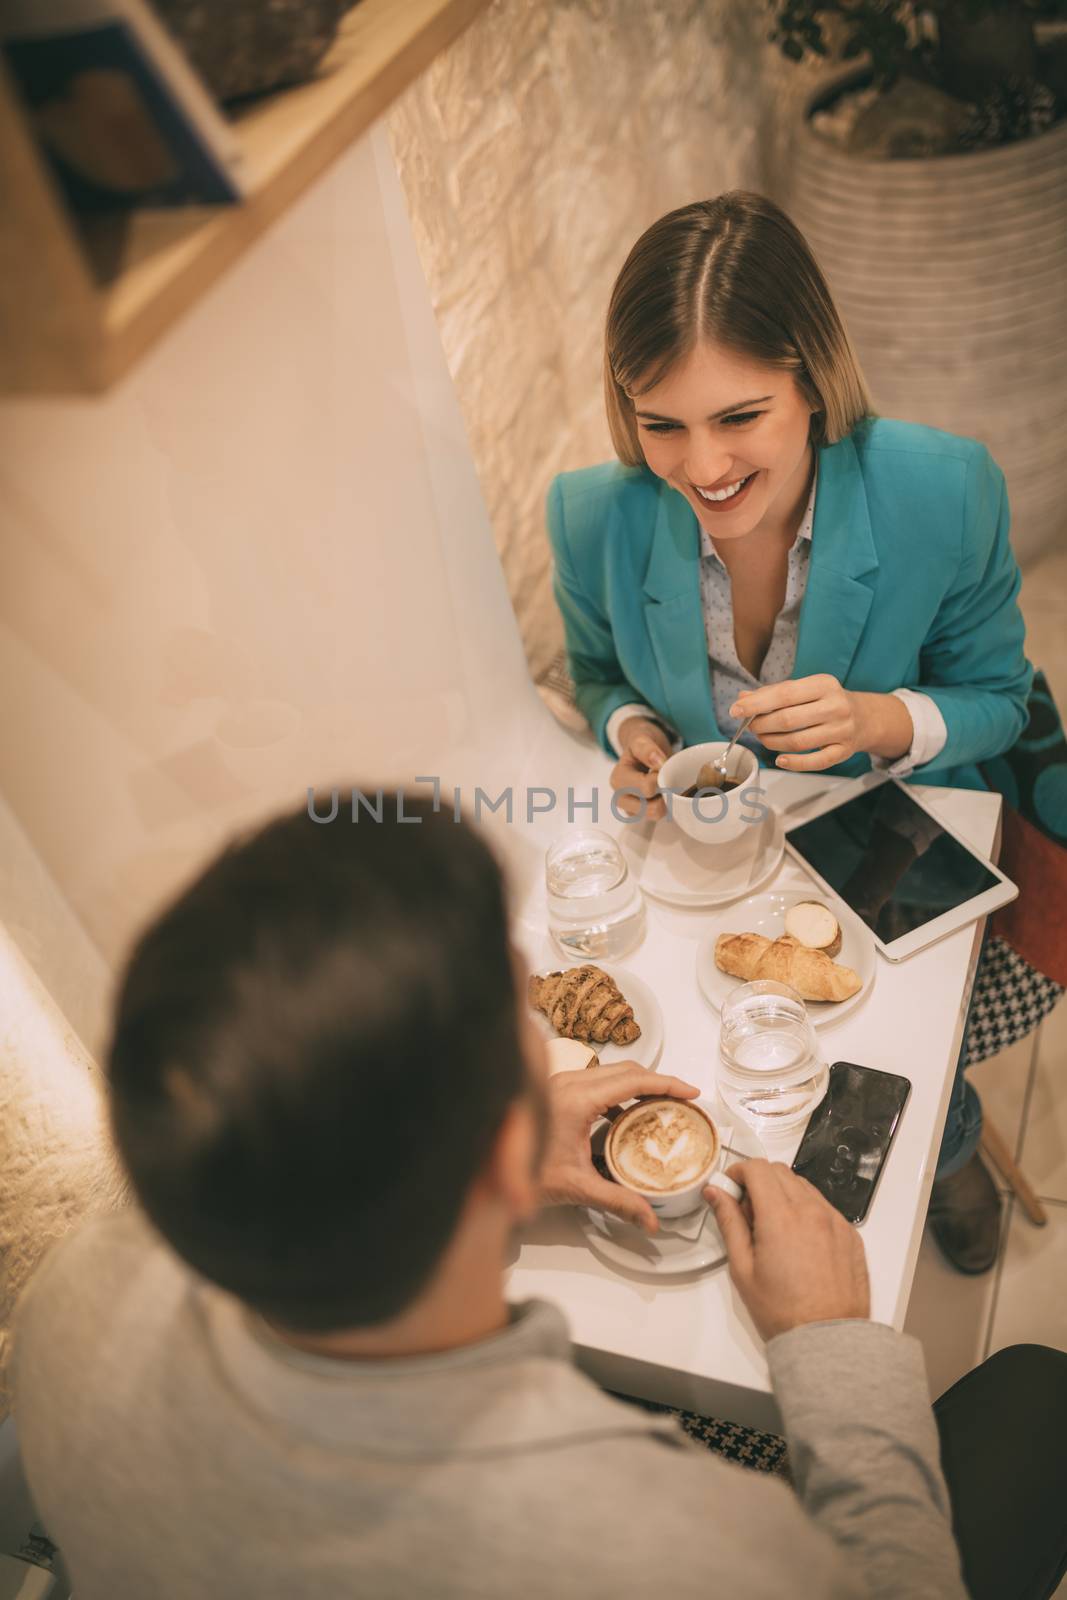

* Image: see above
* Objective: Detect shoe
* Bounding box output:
[928,1152,1002,1275]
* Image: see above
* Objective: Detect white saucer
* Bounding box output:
[695,885,876,1028]
[529,965,663,1070]
[619,807,785,909]
[576,1105,764,1276]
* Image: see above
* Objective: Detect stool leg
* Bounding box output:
[979,1118,1048,1226]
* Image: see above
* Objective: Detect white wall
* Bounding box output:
[0,129,561,994]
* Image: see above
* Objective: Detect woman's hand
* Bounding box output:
[539,1063,700,1234]
[731,677,913,772]
[610,717,673,820]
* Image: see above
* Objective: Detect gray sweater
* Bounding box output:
[13,1209,966,1599]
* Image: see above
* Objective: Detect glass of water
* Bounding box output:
[717,979,827,1133]
[545,829,646,961]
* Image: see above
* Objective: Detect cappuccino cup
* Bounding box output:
[604,1097,743,1219]
[657,742,765,847]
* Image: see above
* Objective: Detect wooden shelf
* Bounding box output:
[0,0,489,395]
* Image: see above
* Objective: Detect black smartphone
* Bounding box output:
[791,1062,911,1224]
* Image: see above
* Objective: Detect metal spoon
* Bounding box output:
[714,712,756,782]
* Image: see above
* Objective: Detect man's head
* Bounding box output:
[108,795,540,1332]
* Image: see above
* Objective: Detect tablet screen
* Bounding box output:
[786,783,1000,944]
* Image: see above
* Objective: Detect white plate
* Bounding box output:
[618,807,785,909]
[528,965,663,1071]
[576,1103,764,1276]
[695,886,876,1028]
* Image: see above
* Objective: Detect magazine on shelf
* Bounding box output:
[1,0,245,209]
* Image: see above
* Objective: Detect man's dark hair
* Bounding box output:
[108,795,524,1332]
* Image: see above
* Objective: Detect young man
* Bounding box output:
[11,799,1064,1598]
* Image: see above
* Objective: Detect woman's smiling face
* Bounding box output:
[632,340,815,541]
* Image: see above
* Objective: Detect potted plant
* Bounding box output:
[769,1,1067,563]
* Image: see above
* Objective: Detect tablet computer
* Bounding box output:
[784,773,1017,962]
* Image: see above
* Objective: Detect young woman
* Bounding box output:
[547,193,1032,1275]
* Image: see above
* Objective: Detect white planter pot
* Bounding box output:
[790,75,1067,564]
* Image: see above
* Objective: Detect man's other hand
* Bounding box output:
[706,1159,870,1341]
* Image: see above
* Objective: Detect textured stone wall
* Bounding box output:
[388,0,807,684]
[0,922,125,1417]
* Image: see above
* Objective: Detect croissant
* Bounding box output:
[714,932,862,1004]
[528,965,641,1046]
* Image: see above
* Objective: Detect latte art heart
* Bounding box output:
[608,1100,717,1193]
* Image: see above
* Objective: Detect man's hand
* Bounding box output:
[706,1159,870,1341]
[540,1064,700,1234]
[730,678,912,772]
[610,718,673,820]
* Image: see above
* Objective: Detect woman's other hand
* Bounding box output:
[610,717,673,819]
[731,676,913,771]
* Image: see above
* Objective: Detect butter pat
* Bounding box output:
[545,1038,599,1076]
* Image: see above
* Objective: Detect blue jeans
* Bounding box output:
[935,929,987,1180]
[935,1046,983,1179]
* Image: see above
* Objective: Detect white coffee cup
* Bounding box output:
[657,742,766,846]
[604,1098,743,1219]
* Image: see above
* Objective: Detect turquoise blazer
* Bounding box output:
[548,419,1032,791]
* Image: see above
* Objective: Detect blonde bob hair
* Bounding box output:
[604,192,871,468]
